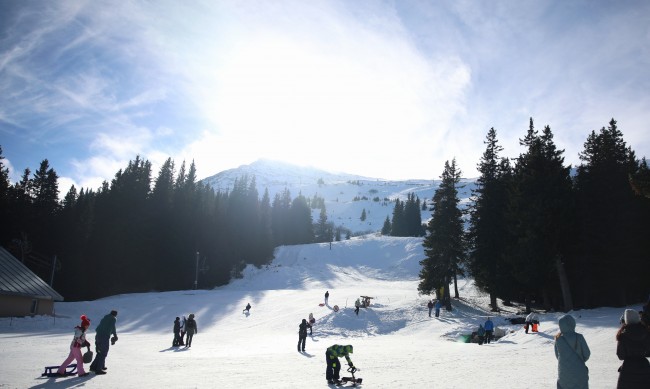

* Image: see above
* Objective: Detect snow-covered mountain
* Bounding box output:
[202,159,477,234]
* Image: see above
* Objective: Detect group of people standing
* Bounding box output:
[427,299,442,318]
[57,310,119,378]
[554,304,650,389]
[172,314,198,348]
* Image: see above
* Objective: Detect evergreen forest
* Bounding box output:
[1,118,649,309]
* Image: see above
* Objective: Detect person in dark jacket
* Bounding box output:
[90,310,118,375]
[185,313,197,347]
[435,300,442,318]
[616,309,650,388]
[243,303,251,313]
[554,314,590,389]
[172,317,181,347]
[298,319,309,352]
[325,344,354,384]
[325,291,329,305]
[427,300,434,317]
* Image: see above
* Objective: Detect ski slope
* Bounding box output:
[0,235,633,388]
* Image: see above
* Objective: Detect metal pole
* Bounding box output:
[50,255,57,287]
[194,251,199,290]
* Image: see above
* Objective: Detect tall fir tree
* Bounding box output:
[418,159,465,310]
[467,128,514,311]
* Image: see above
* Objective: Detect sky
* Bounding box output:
[1,0,649,194]
[0,234,636,388]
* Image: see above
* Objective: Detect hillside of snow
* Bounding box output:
[0,235,633,388]
[202,159,477,234]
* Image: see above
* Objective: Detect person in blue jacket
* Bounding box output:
[435,300,442,318]
[484,317,494,344]
[554,314,590,389]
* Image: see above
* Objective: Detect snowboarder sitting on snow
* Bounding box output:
[477,324,486,345]
[325,344,354,384]
[172,317,181,347]
[243,303,251,313]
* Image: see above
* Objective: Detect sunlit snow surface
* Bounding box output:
[0,235,630,388]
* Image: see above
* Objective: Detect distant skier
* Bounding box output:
[484,317,494,344]
[525,312,540,333]
[427,300,434,317]
[243,303,251,314]
[354,299,361,316]
[325,291,329,305]
[179,315,186,346]
[435,300,442,318]
[325,344,354,385]
[298,319,309,352]
[185,313,197,347]
[172,317,181,347]
[308,313,315,335]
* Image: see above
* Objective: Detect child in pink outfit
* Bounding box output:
[57,315,91,377]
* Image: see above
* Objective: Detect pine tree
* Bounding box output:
[574,118,648,307]
[381,215,391,235]
[505,120,575,311]
[418,159,465,310]
[467,128,513,311]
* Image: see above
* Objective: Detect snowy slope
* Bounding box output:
[0,235,633,388]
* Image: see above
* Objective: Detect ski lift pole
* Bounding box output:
[194,251,199,290]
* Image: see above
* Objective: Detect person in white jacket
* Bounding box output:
[525,312,540,333]
[57,315,91,377]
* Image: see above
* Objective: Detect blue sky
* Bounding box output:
[1,0,649,193]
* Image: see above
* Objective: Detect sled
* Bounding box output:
[340,365,363,386]
[42,364,77,377]
[319,303,325,306]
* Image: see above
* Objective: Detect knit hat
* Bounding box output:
[110,310,118,317]
[623,309,640,325]
[80,315,90,328]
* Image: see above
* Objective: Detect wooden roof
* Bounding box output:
[0,246,64,301]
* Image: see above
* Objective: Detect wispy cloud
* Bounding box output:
[1,0,649,193]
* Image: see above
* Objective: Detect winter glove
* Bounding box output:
[111,336,118,345]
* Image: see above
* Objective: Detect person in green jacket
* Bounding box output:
[90,310,118,375]
[325,344,354,384]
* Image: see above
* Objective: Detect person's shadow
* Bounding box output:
[300,351,315,358]
[243,310,250,317]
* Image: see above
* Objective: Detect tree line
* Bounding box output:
[0,152,319,300]
[418,118,650,311]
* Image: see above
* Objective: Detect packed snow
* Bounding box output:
[0,235,635,388]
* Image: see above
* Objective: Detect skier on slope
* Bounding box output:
[325,344,354,384]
